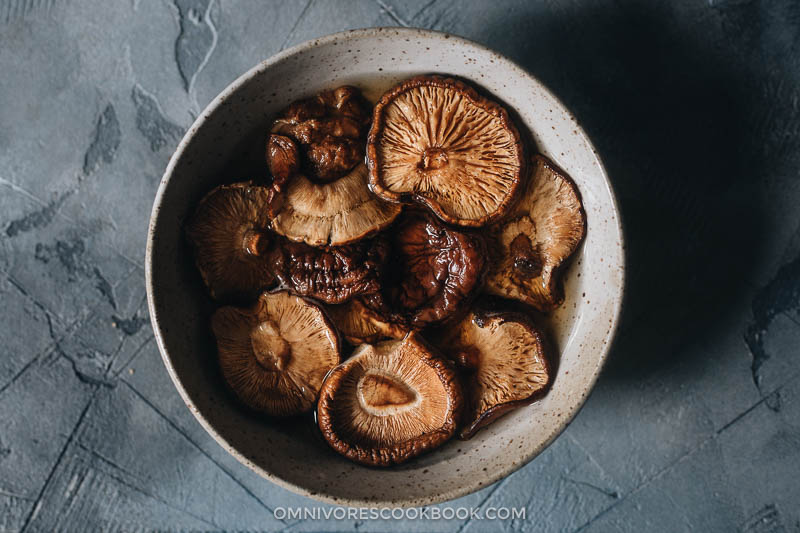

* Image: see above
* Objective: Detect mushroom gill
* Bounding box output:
[367,76,524,227]
[185,182,279,302]
[325,299,408,345]
[437,310,551,439]
[317,332,463,466]
[271,164,401,247]
[484,155,586,311]
[212,290,340,416]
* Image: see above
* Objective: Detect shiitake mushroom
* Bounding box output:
[185,182,280,302]
[212,290,340,416]
[484,155,586,311]
[361,210,487,330]
[270,236,389,305]
[266,134,300,191]
[367,76,524,227]
[316,332,463,466]
[325,298,408,346]
[270,85,371,183]
[435,309,552,439]
[270,163,401,247]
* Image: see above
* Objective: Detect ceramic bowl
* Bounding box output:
[145,27,624,507]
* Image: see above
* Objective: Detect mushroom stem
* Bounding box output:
[242,229,270,257]
[357,372,419,416]
[454,346,480,370]
[251,320,291,372]
[510,233,542,276]
[420,147,449,170]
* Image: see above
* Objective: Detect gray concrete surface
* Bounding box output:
[1,0,799,531]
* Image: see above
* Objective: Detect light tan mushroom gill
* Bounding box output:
[271,163,401,246]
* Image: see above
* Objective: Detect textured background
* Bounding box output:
[1,0,799,531]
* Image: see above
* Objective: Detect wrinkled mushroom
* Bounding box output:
[185,182,280,302]
[437,310,551,439]
[271,164,401,246]
[271,86,371,183]
[271,236,389,304]
[367,76,524,227]
[266,134,300,190]
[317,332,463,466]
[325,299,408,345]
[484,155,586,311]
[362,211,486,329]
[212,290,340,416]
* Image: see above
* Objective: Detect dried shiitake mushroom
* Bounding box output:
[317,332,463,466]
[325,299,408,345]
[271,236,389,305]
[367,76,524,227]
[271,86,371,183]
[186,182,279,301]
[271,164,401,247]
[266,134,300,190]
[437,310,551,439]
[211,290,340,416]
[485,155,586,311]
[362,211,486,329]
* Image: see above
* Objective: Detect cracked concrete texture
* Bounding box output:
[1,0,799,532]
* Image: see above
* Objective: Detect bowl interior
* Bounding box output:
[147,28,624,507]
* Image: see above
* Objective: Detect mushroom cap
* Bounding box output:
[317,332,463,466]
[437,310,551,439]
[211,290,340,416]
[367,76,524,227]
[484,155,586,311]
[362,210,487,329]
[271,236,389,305]
[266,134,300,190]
[271,164,402,247]
[186,182,279,302]
[271,86,371,183]
[325,299,408,345]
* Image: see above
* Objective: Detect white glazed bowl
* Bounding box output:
[146,27,624,507]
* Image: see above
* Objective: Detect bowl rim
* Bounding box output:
[145,26,626,508]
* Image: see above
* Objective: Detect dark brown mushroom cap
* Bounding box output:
[271,86,371,183]
[212,290,340,416]
[362,211,487,329]
[266,134,300,191]
[325,299,409,345]
[317,332,463,466]
[436,310,551,439]
[271,164,402,247]
[185,182,280,302]
[367,76,524,227]
[484,155,586,311]
[271,236,389,305]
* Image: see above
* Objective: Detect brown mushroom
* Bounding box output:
[271,164,401,247]
[266,134,300,190]
[270,236,389,305]
[436,310,551,439]
[185,182,280,302]
[325,299,408,345]
[367,76,524,227]
[317,332,463,466]
[211,290,340,416]
[362,211,486,329]
[271,86,371,183]
[484,155,586,311]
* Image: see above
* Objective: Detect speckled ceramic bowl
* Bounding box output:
[146,27,624,507]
